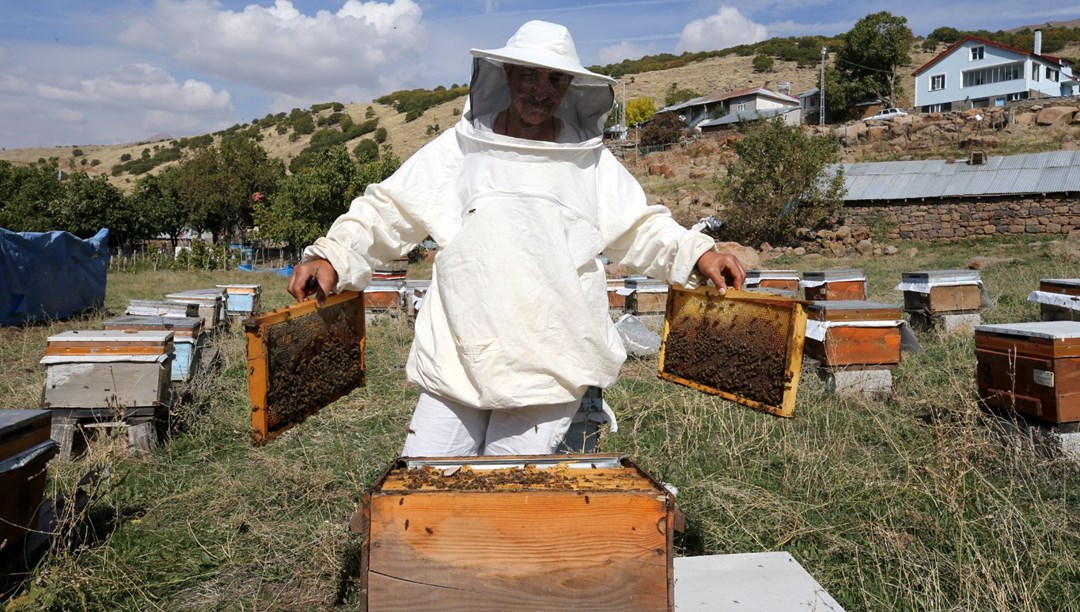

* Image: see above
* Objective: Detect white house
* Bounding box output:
[913,30,1077,112]
[656,86,800,128]
[797,88,821,124]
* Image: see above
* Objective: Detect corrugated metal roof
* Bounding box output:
[840,151,1080,202]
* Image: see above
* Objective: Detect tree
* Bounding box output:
[752,54,775,73]
[0,160,63,232]
[54,172,131,246]
[638,112,686,147]
[835,12,913,107]
[625,97,656,127]
[664,84,700,107]
[353,139,379,163]
[172,138,284,242]
[720,117,845,246]
[131,169,188,250]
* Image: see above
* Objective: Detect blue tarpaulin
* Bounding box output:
[0,227,109,326]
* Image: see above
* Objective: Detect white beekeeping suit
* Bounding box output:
[302,21,717,455]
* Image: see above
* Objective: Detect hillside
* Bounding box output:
[1,40,1076,194]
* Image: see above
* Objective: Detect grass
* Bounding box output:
[2,236,1079,610]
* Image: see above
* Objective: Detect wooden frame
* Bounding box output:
[245,292,366,445]
[354,454,677,611]
[658,287,807,418]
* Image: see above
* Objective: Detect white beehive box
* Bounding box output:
[40,330,174,409]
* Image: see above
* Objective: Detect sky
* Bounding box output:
[1,0,1077,149]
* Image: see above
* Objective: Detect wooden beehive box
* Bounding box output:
[363,281,403,311]
[659,287,806,417]
[372,257,409,281]
[899,270,984,314]
[165,289,226,332]
[745,269,801,294]
[354,454,677,611]
[126,299,199,319]
[974,322,1080,424]
[216,284,262,319]
[802,269,867,301]
[626,278,669,315]
[1032,279,1080,321]
[606,277,629,311]
[40,330,173,409]
[102,316,204,382]
[245,292,365,445]
[804,301,902,367]
[0,410,57,550]
[403,280,430,319]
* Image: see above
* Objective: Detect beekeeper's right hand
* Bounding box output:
[288,258,338,306]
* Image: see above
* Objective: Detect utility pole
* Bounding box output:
[819,47,826,126]
[621,79,627,140]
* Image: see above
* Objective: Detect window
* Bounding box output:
[922,103,951,112]
[1007,92,1027,102]
[930,74,945,91]
[1047,67,1060,82]
[736,102,747,112]
[1032,63,1040,81]
[962,62,1024,87]
[970,46,984,61]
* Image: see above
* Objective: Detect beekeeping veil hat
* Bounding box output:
[467,20,616,141]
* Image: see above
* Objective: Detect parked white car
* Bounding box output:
[864,108,908,121]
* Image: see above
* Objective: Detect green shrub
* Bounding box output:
[72,148,84,157]
[752,54,775,72]
[120,153,132,162]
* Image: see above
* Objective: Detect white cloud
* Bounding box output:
[34,64,231,115]
[595,41,657,66]
[51,109,85,124]
[676,7,768,53]
[119,0,428,100]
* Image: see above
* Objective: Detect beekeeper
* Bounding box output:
[288,20,745,457]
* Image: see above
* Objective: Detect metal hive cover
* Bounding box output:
[803,269,865,282]
[659,288,807,417]
[902,270,981,284]
[975,321,1080,340]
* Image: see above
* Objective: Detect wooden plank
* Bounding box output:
[805,327,901,367]
[1041,280,1080,296]
[630,291,669,314]
[45,344,172,356]
[904,285,983,313]
[976,348,1080,423]
[42,361,171,408]
[367,491,670,611]
[804,280,866,301]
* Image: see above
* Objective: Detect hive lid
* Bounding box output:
[215,284,261,292]
[802,269,865,282]
[46,329,174,344]
[403,280,431,289]
[364,281,402,293]
[902,270,981,284]
[104,315,202,334]
[165,289,225,303]
[1040,278,1080,288]
[0,409,51,443]
[746,269,800,281]
[806,300,901,321]
[624,278,668,292]
[975,321,1080,340]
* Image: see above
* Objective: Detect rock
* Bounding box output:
[1068,230,1080,242]
[759,242,772,252]
[884,245,899,256]
[835,226,853,240]
[803,252,823,260]
[872,247,883,256]
[852,226,871,241]
[688,168,708,179]
[816,229,835,241]
[793,247,806,256]
[1013,112,1037,126]
[906,247,919,258]
[856,239,874,255]
[1036,106,1078,127]
[713,241,762,270]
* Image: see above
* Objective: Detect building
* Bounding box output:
[798,88,821,124]
[656,87,800,128]
[913,30,1077,113]
[697,106,801,131]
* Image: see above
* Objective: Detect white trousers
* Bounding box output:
[401,390,580,457]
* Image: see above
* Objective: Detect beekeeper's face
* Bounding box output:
[504,64,572,126]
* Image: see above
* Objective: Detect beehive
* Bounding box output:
[975,322,1080,424]
[804,301,902,367]
[403,279,430,320]
[245,292,365,445]
[1029,279,1080,321]
[372,257,409,281]
[0,410,57,549]
[659,287,807,417]
[801,269,867,301]
[898,270,984,314]
[625,277,669,315]
[355,454,678,611]
[607,277,630,311]
[40,330,173,409]
[125,299,199,319]
[165,289,226,332]
[744,269,801,294]
[215,284,262,321]
[102,316,204,382]
[363,281,403,312]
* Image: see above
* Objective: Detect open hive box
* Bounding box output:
[899,270,984,314]
[658,287,807,417]
[975,321,1080,424]
[354,454,679,611]
[245,292,365,445]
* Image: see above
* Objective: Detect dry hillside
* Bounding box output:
[1,40,1073,193]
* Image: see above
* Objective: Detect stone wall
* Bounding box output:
[844,195,1080,241]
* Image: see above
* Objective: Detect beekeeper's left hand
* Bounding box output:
[694,251,745,297]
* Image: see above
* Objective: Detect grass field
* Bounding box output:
[2,236,1079,611]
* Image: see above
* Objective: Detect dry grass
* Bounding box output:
[1,237,1079,610]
